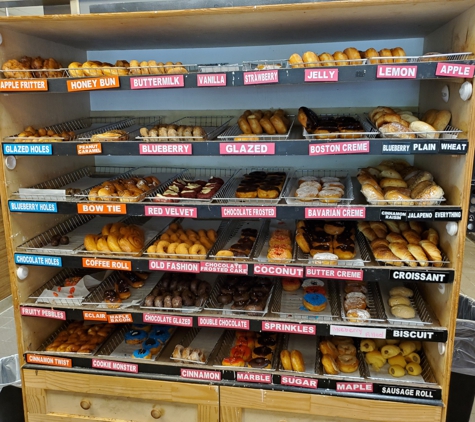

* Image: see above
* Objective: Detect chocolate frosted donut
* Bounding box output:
[153,295,164,307]
[217,294,233,304]
[171,296,183,308]
[144,294,154,307]
[190,278,200,294]
[233,292,250,303]
[253,346,272,357]
[257,336,276,348]
[248,358,271,368]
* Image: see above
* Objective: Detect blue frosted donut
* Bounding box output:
[142,337,161,354]
[132,348,151,359]
[124,329,147,344]
[149,328,171,343]
[131,323,152,332]
[303,293,327,312]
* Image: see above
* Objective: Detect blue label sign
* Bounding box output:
[9,201,57,213]
[3,144,52,155]
[14,254,62,267]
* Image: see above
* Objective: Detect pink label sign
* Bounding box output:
[21,307,66,320]
[261,321,316,335]
[436,63,475,78]
[220,143,275,155]
[181,368,221,381]
[145,206,197,218]
[148,260,200,273]
[305,68,339,82]
[198,317,250,329]
[143,313,193,326]
[330,325,386,339]
[281,376,318,389]
[200,261,248,275]
[139,143,192,155]
[197,73,226,87]
[305,207,366,219]
[376,65,418,79]
[236,372,272,384]
[221,207,276,218]
[254,264,303,278]
[336,382,373,393]
[309,141,370,156]
[130,75,185,89]
[243,70,278,85]
[92,359,138,373]
[306,267,363,280]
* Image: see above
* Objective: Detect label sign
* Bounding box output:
[376,65,418,79]
[434,210,462,221]
[83,311,108,321]
[306,267,363,280]
[390,269,451,283]
[236,372,272,384]
[388,329,438,341]
[130,75,184,89]
[411,141,438,154]
[181,368,221,381]
[92,359,138,373]
[197,73,226,87]
[139,143,192,155]
[26,354,71,368]
[15,254,62,267]
[309,141,369,156]
[107,313,133,323]
[380,210,407,221]
[440,140,468,154]
[254,264,303,278]
[67,76,120,92]
[78,203,126,215]
[82,258,131,271]
[221,207,276,218]
[220,143,275,155]
[21,307,66,320]
[0,79,48,91]
[336,383,373,393]
[243,70,278,85]
[198,317,250,329]
[148,260,200,273]
[3,143,52,155]
[381,142,411,154]
[407,210,433,220]
[305,207,366,219]
[305,68,339,82]
[436,63,475,78]
[143,313,193,326]
[379,385,439,400]
[200,261,248,275]
[330,325,386,338]
[145,206,197,218]
[281,376,318,389]
[9,201,57,213]
[262,321,316,335]
[77,143,102,155]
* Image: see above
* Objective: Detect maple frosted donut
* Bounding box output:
[337,354,359,373]
[190,244,207,258]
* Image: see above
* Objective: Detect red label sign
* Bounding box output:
[20,307,66,320]
[107,313,133,323]
[306,267,363,280]
[78,203,126,214]
[376,65,418,79]
[198,317,250,329]
[200,261,248,275]
[180,368,221,381]
[139,143,192,155]
[148,260,200,273]
[130,75,184,89]
[0,79,48,91]
[261,321,316,335]
[281,376,318,389]
[330,325,386,339]
[77,143,102,155]
[236,372,272,383]
[220,143,275,155]
[92,359,138,373]
[83,311,108,321]
[253,264,303,278]
[145,206,197,218]
[67,76,119,92]
[221,207,276,218]
[82,258,132,271]
[243,70,278,85]
[336,382,373,393]
[309,141,370,156]
[26,354,72,367]
[305,68,339,82]
[435,63,475,78]
[197,73,226,87]
[143,313,193,326]
[305,207,366,219]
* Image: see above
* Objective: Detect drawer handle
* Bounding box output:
[80,399,91,410]
[151,408,163,419]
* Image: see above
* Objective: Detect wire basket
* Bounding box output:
[218,116,295,142]
[303,114,378,140]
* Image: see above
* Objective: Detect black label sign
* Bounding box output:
[406,210,434,220]
[387,329,447,342]
[411,141,438,154]
[390,269,453,283]
[439,140,468,154]
[381,142,411,154]
[380,210,407,221]
[434,210,462,221]
[377,385,441,401]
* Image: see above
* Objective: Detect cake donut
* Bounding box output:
[302,293,327,312]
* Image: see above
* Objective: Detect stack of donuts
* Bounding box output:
[294,174,345,203]
[15,125,75,141]
[128,60,188,75]
[103,271,149,308]
[235,171,287,200]
[358,220,443,267]
[88,175,160,203]
[267,229,293,263]
[222,331,276,369]
[68,60,129,77]
[320,337,359,375]
[154,176,224,201]
[124,324,173,360]
[2,56,64,79]
[343,281,370,322]
[84,222,145,254]
[140,123,207,141]
[289,47,406,67]
[358,159,444,205]
[237,109,290,139]
[147,222,216,260]
[215,227,258,260]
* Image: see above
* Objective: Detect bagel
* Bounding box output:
[375,113,403,128]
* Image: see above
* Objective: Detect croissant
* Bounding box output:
[419,240,443,266]
[361,227,378,242]
[386,233,407,244]
[402,230,421,245]
[422,228,439,246]
[372,246,403,266]
[389,243,417,267]
[385,221,400,233]
[369,221,387,238]
[407,244,429,267]
[371,238,390,250]
[408,221,424,234]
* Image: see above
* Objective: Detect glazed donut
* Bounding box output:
[207,229,217,242]
[238,116,253,134]
[322,354,339,375]
[319,53,335,66]
[84,234,99,251]
[270,114,288,134]
[379,48,394,64]
[216,250,234,260]
[337,354,359,373]
[167,242,179,256]
[364,48,380,64]
[319,339,339,359]
[259,117,276,135]
[280,350,292,370]
[291,350,305,372]
[190,244,207,259]
[176,243,190,258]
[106,234,122,252]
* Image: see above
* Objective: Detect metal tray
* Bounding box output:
[218,116,295,142]
[319,339,367,380]
[338,282,386,324]
[242,59,287,70]
[302,114,378,140]
[277,334,319,376]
